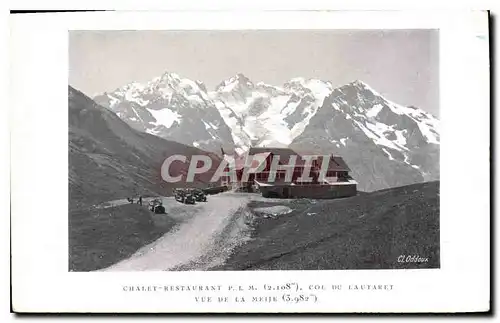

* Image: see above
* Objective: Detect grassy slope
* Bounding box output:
[69,204,177,271]
[68,86,221,271]
[69,86,223,209]
[218,181,440,270]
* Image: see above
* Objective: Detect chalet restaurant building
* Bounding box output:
[221,147,357,199]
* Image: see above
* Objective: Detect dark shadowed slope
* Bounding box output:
[69,86,223,271]
[69,86,222,209]
[217,181,439,270]
[69,203,177,271]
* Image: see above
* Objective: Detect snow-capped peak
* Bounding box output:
[93,71,236,154]
[255,81,272,87]
[284,77,333,98]
[327,78,440,147]
[92,72,440,192]
[354,80,440,144]
[120,81,146,92]
[104,71,215,109]
[95,71,439,163]
[350,79,370,87]
[216,73,254,92]
[210,76,336,153]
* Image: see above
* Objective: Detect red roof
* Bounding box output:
[242,148,351,172]
[248,147,305,166]
[315,155,351,171]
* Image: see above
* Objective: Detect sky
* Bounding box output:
[69,29,439,116]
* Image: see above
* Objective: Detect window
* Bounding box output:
[326,171,336,177]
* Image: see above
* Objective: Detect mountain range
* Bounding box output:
[92,72,440,192]
[69,86,221,208]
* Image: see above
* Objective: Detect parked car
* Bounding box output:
[192,189,207,202]
[202,185,229,195]
[174,188,196,204]
[149,198,166,214]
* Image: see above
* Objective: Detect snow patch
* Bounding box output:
[364,121,409,151]
[394,129,408,146]
[354,120,405,152]
[217,77,239,93]
[108,95,120,108]
[351,80,440,145]
[303,79,333,100]
[131,107,145,124]
[380,99,440,145]
[402,154,422,170]
[381,148,395,161]
[124,88,150,106]
[366,104,384,118]
[280,98,300,116]
[146,128,160,135]
[146,108,181,128]
[415,121,440,144]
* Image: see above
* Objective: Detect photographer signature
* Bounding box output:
[397,255,429,263]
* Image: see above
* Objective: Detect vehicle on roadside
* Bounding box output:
[192,188,207,202]
[202,185,229,195]
[174,188,196,204]
[149,198,166,214]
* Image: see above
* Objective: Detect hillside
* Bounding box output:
[69,86,224,271]
[69,86,222,209]
[216,181,440,270]
[69,203,177,271]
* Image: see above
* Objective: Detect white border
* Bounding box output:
[6,0,497,11]
[10,10,490,313]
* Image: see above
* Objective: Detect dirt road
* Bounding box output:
[101,192,252,271]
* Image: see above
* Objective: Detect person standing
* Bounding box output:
[138,196,143,206]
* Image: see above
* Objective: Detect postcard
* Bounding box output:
[10,9,490,313]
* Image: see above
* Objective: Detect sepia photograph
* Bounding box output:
[68,29,440,272]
